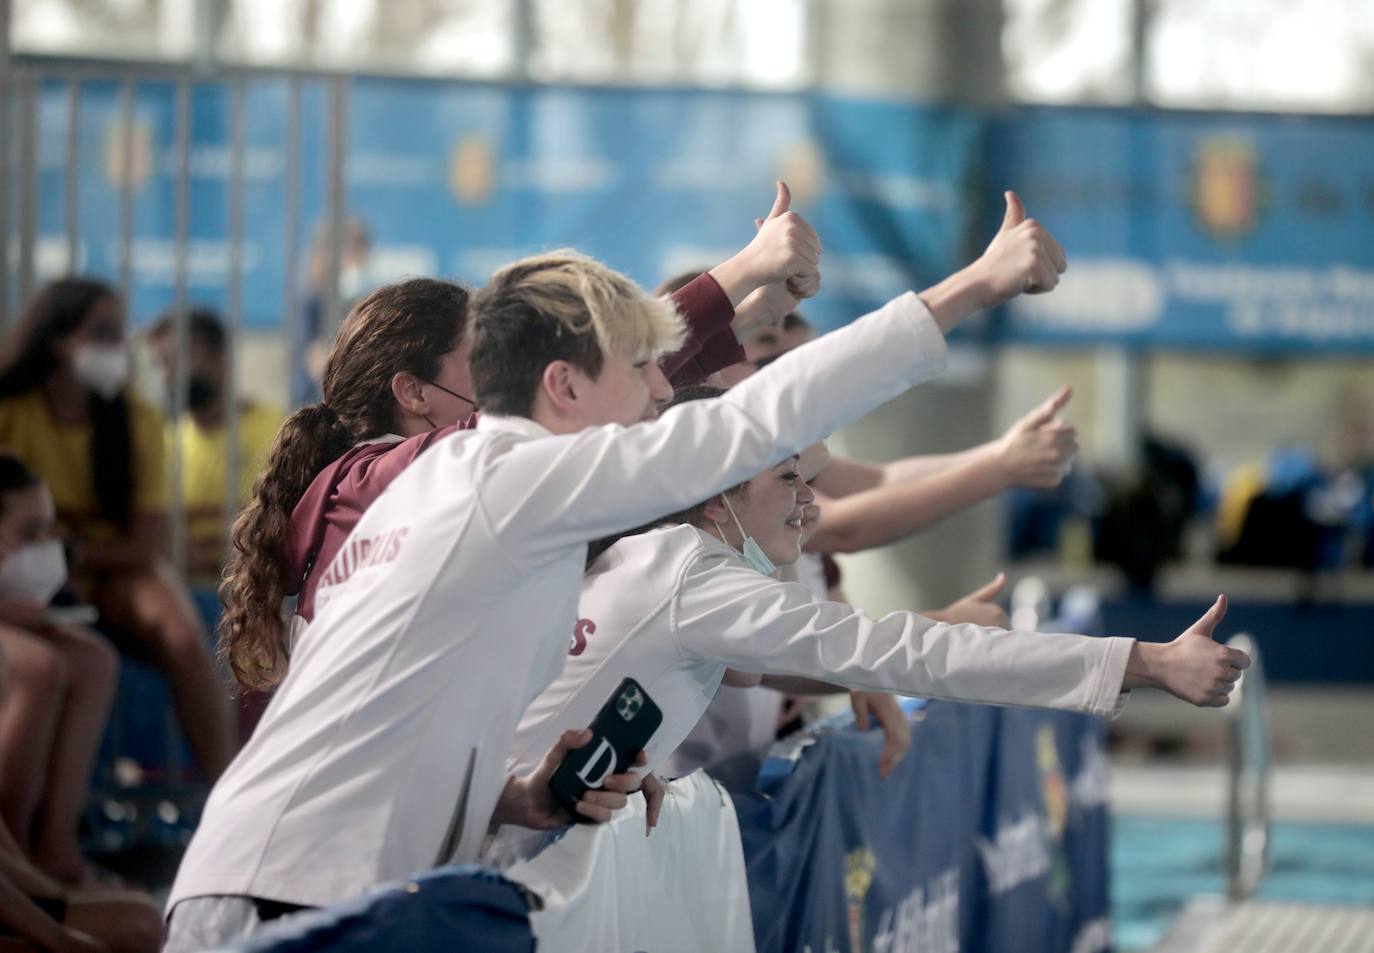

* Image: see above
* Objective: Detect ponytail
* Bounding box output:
[219,404,351,689]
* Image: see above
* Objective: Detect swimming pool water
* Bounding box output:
[1112,814,1374,951]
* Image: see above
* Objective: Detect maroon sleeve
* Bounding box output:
[660,273,743,387]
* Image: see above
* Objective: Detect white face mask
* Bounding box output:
[712,494,777,576]
[72,344,130,400]
[0,539,68,606]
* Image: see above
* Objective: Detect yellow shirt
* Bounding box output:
[1216,462,1266,550]
[0,389,168,542]
[171,401,281,548]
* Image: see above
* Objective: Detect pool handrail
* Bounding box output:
[1222,632,1272,902]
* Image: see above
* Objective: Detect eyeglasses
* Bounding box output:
[425,379,476,407]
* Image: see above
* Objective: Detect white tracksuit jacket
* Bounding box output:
[506,525,1133,781]
[167,292,948,911]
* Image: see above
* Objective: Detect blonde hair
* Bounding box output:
[470,250,686,415]
[503,250,682,358]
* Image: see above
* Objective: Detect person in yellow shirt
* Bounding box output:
[147,309,280,583]
[0,278,232,782]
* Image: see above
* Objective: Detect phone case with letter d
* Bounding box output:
[548,677,662,822]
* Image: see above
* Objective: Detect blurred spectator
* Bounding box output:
[0,453,116,886]
[1094,433,1202,590]
[0,643,161,952]
[0,278,233,782]
[293,217,373,408]
[147,309,281,583]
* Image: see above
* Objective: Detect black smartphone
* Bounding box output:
[548,677,663,822]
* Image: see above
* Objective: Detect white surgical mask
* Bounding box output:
[72,344,130,400]
[0,539,68,605]
[712,494,777,576]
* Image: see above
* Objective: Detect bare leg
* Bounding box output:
[93,566,233,781]
[29,627,117,884]
[0,820,162,953]
[0,627,65,851]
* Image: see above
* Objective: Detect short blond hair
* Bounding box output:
[470,250,686,416]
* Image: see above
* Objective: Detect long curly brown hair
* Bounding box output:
[219,278,468,690]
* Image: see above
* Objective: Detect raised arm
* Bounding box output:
[811,385,1075,499]
[481,191,1066,562]
[804,389,1077,553]
[673,554,1248,716]
[662,182,820,386]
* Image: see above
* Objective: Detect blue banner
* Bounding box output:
[988,107,1374,352]
[26,80,1371,351]
[228,865,535,953]
[27,79,976,335]
[731,702,1112,953]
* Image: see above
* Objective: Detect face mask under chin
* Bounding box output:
[712,494,778,576]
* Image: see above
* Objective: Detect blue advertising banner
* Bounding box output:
[26,79,976,336]
[24,80,1371,352]
[228,865,535,953]
[988,108,1374,352]
[731,701,1112,953]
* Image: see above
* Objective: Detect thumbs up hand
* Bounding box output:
[1124,596,1252,707]
[968,190,1068,307]
[992,386,1079,490]
[736,180,823,292]
[928,573,1009,628]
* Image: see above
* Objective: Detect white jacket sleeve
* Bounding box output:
[670,550,1135,719]
[476,293,947,564]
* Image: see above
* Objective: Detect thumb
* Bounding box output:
[1189,595,1228,639]
[967,572,1007,603]
[765,180,791,221]
[1017,385,1073,432]
[537,728,591,778]
[1001,190,1026,231]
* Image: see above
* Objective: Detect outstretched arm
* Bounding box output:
[482,188,1066,563]
[675,555,1245,718]
[804,389,1076,553]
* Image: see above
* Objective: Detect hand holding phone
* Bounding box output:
[548,678,663,822]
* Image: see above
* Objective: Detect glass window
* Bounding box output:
[12,0,195,60]
[529,0,809,89]
[1147,0,1374,113]
[216,0,515,77]
[1002,0,1137,105]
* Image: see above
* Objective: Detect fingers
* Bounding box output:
[1026,245,1060,294]
[1227,647,1251,670]
[787,268,821,299]
[598,769,644,795]
[642,774,666,836]
[1044,229,1068,273]
[1001,190,1026,231]
[965,572,1008,603]
[766,180,792,221]
[850,693,872,730]
[1190,595,1229,639]
[574,787,629,823]
[870,697,911,780]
